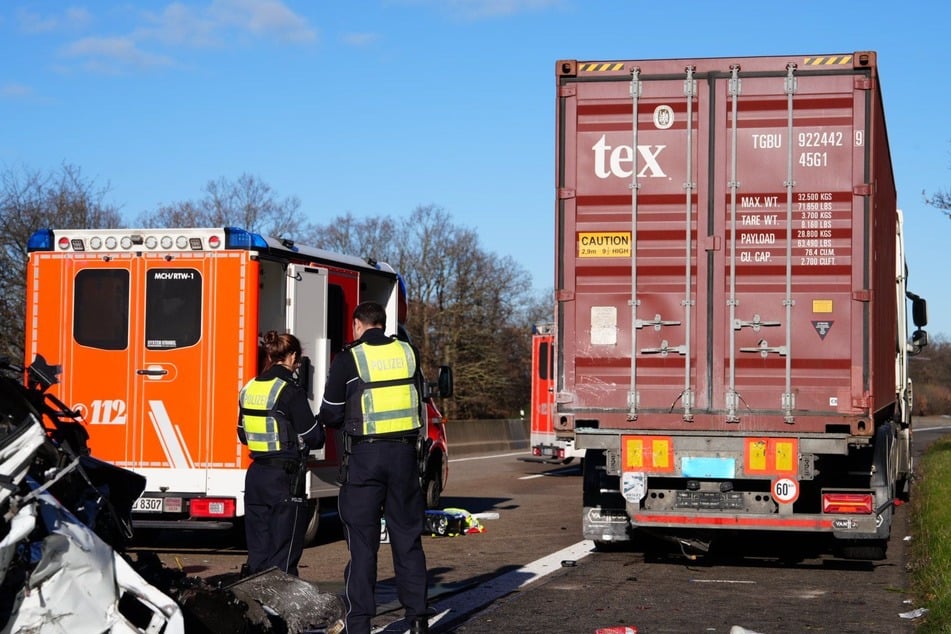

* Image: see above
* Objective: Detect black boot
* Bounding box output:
[409,617,429,634]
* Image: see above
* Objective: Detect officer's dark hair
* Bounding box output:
[353,302,386,328]
[260,330,302,372]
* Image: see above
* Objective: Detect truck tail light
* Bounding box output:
[190,498,236,518]
[822,493,873,514]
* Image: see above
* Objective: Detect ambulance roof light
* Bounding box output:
[27,229,54,252]
[224,227,268,250]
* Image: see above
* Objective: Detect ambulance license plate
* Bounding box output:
[132,497,163,513]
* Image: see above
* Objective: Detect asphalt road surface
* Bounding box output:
[137,417,951,633]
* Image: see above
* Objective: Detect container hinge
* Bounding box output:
[556,289,575,302]
[854,77,872,91]
[559,84,577,97]
[852,290,871,302]
[559,188,576,200]
[853,183,873,197]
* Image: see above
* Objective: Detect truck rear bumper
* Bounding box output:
[583,506,882,541]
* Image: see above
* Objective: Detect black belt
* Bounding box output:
[351,435,417,445]
[253,457,301,470]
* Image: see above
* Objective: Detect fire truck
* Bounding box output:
[24,226,452,542]
[524,323,583,464]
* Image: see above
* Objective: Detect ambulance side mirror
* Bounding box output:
[434,365,453,398]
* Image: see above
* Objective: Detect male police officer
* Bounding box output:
[316,302,429,634]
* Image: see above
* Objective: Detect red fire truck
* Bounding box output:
[525,323,583,464]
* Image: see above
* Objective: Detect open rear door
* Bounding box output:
[285,264,337,495]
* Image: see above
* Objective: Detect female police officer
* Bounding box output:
[238,330,324,576]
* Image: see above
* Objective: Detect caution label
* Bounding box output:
[578,232,632,258]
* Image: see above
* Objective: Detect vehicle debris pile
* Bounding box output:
[0,356,344,633]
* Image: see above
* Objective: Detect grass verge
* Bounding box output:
[912,434,951,632]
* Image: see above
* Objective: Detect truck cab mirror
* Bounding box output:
[912,295,928,329]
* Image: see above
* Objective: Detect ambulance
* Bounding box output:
[24,226,452,542]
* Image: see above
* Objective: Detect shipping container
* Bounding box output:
[555,52,929,559]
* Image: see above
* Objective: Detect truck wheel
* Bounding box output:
[424,472,442,509]
[303,499,320,546]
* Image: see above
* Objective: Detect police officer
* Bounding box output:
[237,330,324,576]
[316,302,429,634]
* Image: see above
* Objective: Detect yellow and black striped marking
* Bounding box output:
[579,62,626,72]
[802,55,853,66]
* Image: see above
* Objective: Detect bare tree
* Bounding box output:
[925,189,951,217]
[297,211,399,264]
[137,173,304,238]
[0,164,122,361]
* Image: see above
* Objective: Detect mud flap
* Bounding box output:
[225,568,345,634]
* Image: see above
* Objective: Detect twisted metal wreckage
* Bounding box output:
[0,356,345,633]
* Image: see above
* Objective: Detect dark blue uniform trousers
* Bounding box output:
[244,460,308,576]
[338,439,428,633]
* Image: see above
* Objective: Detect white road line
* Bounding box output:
[429,540,594,627]
[374,540,595,633]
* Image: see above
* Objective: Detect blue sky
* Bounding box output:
[2,1,950,337]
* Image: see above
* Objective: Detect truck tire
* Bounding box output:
[836,539,888,561]
[303,499,320,546]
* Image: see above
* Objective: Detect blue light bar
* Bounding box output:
[223,227,268,250]
[27,229,54,252]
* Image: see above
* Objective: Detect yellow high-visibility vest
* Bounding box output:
[348,340,421,435]
[239,377,292,452]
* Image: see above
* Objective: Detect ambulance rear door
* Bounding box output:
[135,248,250,507]
[285,263,338,496]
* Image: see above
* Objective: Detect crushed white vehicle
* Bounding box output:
[0,356,185,633]
[0,356,345,633]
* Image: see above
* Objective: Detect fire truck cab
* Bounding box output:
[24,226,451,542]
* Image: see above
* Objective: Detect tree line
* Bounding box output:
[4,163,949,420]
[0,164,551,421]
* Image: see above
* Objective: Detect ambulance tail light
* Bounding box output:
[822,492,873,514]
[190,497,236,518]
[27,229,54,252]
[224,227,268,250]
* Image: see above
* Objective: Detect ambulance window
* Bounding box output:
[74,270,130,350]
[145,268,202,349]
